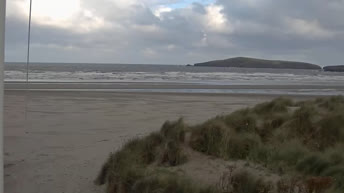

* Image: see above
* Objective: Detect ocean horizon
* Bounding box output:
[4,62,344,96]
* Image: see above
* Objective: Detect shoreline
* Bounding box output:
[5,82,344,96]
[4,89,330,98]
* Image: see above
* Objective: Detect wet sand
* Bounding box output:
[4,90,315,193]
[6,81,344,90]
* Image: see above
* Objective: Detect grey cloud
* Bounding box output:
[4,0,344,65]
[192,3,206,14]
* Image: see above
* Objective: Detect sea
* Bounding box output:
[4,62,344,96]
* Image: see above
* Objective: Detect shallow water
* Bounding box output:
[5,63,344,95]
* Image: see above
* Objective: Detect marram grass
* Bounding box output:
[96,96,344,193]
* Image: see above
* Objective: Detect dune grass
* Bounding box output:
[95,119,211,193]
[96,96,344,193]
[190,96,344,192]
[230,170,273,193]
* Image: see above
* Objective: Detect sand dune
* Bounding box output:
[4,91,313,193]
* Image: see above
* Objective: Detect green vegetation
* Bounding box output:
[96,96,344,193]
[230,170,273,193]
[190,96,344,191]
[95,119,207,193]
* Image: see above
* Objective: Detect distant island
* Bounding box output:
[194,57,322,70]
[323,65,344,72]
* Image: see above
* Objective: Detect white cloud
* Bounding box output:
[167,44,177,51]
[204,4,232,33]
[285,17,335,39]
[153,6,173,19]
[142,48,157,58]
[133,24,160,32]
[9,0,108,32]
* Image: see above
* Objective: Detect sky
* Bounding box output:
[4,0,344,65]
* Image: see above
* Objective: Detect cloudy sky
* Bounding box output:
[5,0,344,65]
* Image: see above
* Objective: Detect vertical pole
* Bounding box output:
[27,0,32,83]
[25,0,32,122]
[0,0,6,192]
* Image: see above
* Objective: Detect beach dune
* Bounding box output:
[4,90,313,193]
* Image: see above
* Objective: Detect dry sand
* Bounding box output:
[4,90,314,193]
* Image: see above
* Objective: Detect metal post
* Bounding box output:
[0,0,6,192]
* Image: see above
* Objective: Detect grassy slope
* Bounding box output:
[194,57,322,69]
[96,96,344,193]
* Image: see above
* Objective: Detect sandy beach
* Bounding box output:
[4,89,317,193]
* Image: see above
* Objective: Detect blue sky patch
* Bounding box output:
[168,0,214,9]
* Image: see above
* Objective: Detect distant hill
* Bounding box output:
[194,57,321,70]
[323,65,344,72]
